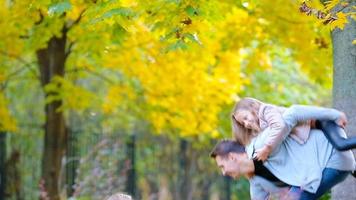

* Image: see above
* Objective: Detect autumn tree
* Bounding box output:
[2,0,354,199]
[329,1,356,200]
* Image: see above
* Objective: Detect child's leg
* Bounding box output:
[316,120,356,151]
[298,168,349,200]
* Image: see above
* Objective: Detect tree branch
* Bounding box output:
[67,8,87,29]
[35,9,45,25]
[65,41,75,59]
[0,50,39,78]
[66,67,116,84]
[275,15,309,24]
[18,122,44,129]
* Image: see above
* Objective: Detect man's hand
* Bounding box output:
[336,112,347,128]
[255,145,272,162]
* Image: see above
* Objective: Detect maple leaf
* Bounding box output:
[330,12,347,30]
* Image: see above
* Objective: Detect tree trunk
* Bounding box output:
[126,134,136,197]
[66,126,79,196]
[224,176,231,200]
[4,150,22,200]
[331,2,356,200]
[175,139,193,200]
[36,26,67,200]
[66,111,81,197]
[200,178,212,200]
[0,133,6,200]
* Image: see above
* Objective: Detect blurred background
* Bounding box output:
[0,0,355,200]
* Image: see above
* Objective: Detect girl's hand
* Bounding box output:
[336,112,347,128]
[310,120,316,128]
[255,145,272,162]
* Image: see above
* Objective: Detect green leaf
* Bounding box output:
[160,27,180,41]
[165,40,188,52]
[48,1,72,16]
[113,24,127,35]
[91,7,136,24]
[183,33,201,45]
[185,5,199,17]
[112,23,128,44]
[165,0,181,4]
[44,83,58,93]
[45,94,62,105]
[102,8,135,19]
[152,21,164,31]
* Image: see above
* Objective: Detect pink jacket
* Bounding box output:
[258,103,311,149]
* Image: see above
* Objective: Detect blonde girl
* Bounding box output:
[231,97,351,161]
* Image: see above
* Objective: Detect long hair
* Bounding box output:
[231,97,262,145]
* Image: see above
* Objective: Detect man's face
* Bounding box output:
[215,153,242,179]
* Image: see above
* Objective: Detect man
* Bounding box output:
[210,121,355,200]
[210,139,300,200]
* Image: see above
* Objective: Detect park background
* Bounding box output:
[0,0,355,200]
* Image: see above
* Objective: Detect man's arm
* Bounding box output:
[250,176,294,200]
[250,177,270,200]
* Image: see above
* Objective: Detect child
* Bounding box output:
[231,97,355,161]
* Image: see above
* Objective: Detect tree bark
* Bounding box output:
[66,111,82,197]
[36,26,67,200]
[66,129,79,196]
[0,133,6,200]
[200,178,212,200]
[126,134,136,197]
[224,176,232,200]
[4,150,22,200]
[331,2,356,200]
[175,139,193,200]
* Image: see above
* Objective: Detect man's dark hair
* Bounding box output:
[210,139,246,158]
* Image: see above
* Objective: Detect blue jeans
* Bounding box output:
[291,168,350,200]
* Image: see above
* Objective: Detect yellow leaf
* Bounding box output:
[330,12,347,30]
[324,0,340,11]
[211,130,220,139]
[0,93,17,132]
[352,14,356,21]
[0,74,6,82]
[340,2,348,7]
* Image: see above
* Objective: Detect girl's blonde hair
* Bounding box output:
[231,97,262,145]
